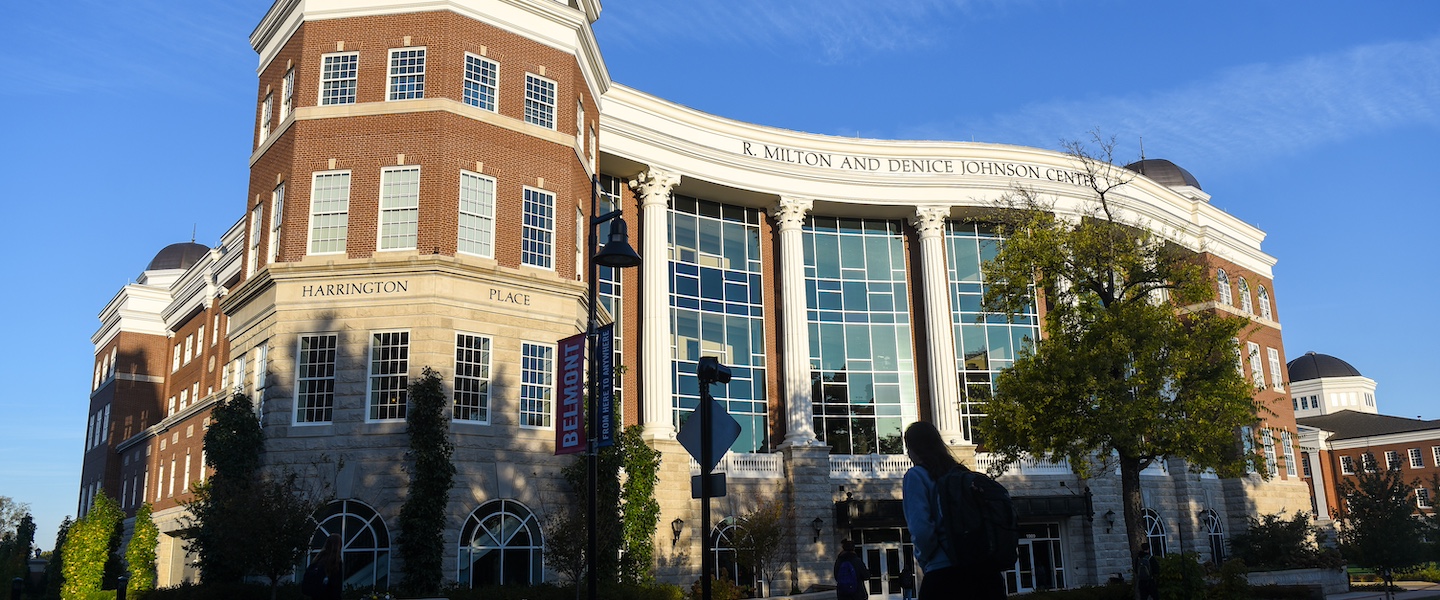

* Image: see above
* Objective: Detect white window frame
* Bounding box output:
[1340,455,1355,475]
[521,187,555,269]
[1411,448,1426,469]
[295,334,338,425]
[1267,348,1283,391]
[1362,452,1377,473]
[319,51,359,106]
[523,73,557,129]
[1248,342,1264,389]
[1281,431,1297,477]
[1263,429,1278,477]
[1433,446,1440,467]
[1258,286,1272,320]
[1386,450,1402,471]
[184,334,194,365]
[308,171,351,255]
[1238,278,1252,314]
[172,344,181,372]
[1419,487,1433,509]
[519,341,554,429]
[213,315,220,346]
[281,67,294,121]
[458,170,496,258]
[367,330,410,422]
[378,166,421,251]
[247,202,264,276]
[387,47,426,101]
[269,182,285,263]
[576,99,585,148]
[1217,269,1233,306]
[462,53,498,112]
[259,92,273,141]
[453,332,493,424]
[1232,338,1243,376]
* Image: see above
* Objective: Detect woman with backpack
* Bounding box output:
[902,422,1006,599]
[303,533,344,600]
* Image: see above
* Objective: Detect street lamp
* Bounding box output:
[587,175,641,600]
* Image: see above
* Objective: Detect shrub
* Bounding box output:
[1157,552,1207,600]
[1213,558,1252,599]
[1398,562,1440,583]
[1229,511,1343,571]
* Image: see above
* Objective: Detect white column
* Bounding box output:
[772,197,819,447]
[911,206,964,445]
[631,170,681,440]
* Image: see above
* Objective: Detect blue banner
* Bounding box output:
[597,323,615,448]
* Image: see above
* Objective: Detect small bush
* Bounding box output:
[1213,558,1251,600]
[1398,562,1440,583]
[688,576,750,600]
[1157,552,1207,600]
[141,581,310,600]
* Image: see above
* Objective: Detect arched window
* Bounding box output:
[1257,286,1272,320]
[710,517,756,592]
[458,499,543,587]
[1142,508,1168,556]
[1237,278,1252,314]
[1202,509,1225,564]
[306,499,391,590]
[1216,270,1232,306]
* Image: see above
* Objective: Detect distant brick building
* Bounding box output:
[82,0,1312,593]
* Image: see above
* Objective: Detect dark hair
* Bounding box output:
[316,533,343,576]
[904,421,960,480]
[841,539,855,552]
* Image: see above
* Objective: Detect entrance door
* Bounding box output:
[861,545,910,597]
[1006,523,1065,594]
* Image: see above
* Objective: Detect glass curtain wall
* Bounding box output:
[670,195,768,452]
[945,222,1039,445]
[804,217,916,456]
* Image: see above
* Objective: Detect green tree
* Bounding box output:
[617,424,661,585]
[124,503,158,596]
[541,505,587,586]
[1337,454,1427,583]
[0,509,36,594]
[43,517,72,600]
[734,496,794,598]
[398,367,456,595]
[1423,474,1440,561]
[977,133,1262,597]
[62,493,123,599]
[557,422,662,591]
[1229,511,1340,570]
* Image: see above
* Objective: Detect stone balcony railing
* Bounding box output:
[689,451,1075,480]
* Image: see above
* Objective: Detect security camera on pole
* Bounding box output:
[676,356,739,600]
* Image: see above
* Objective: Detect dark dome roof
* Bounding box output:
[1287,352,1362,382]
[147,242,210,271]
[1123,159,1202,190]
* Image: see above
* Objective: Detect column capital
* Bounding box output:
[770,196,813,231]
[910,205,950,239]
[629,169,681,207]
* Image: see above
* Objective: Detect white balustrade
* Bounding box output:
[689,452,785,479]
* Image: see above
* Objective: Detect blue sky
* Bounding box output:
[2,0,1437,551]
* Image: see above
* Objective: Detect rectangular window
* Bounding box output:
[281,67,294,121]
[458,171,496,257]
[269,183,285,263]
[168,396,176,416]
[454,333,492,423]
[1281,431,1297,477]
[296,334,338,423]
[259,93,273,140]
[320,52,359,105]
[387,47,425,100]
[1420,488,1433,509]
[1232,338,1243,375]
[368,331,409,420]
[184,335,194,365]
[213,315,220,346]
[247,202,264,275]
[309,171,351,254]
[1433,446,1440,467]
[183,452,191,494]
[253,345,267,417]
[1340,455,1355,475]
[1362,452,1377,473]
[1263,429,1278,477]
[1301,452,1312,477]
[156,465,164,501]
[1386,450,1402,471]
[1241,425,1256,473]
[179,389,188,411]
[519,342,553,428]
[576,99,585,147]
[1267,348,1283,390]
[524,73,556,129]
[1248,342,1264,388]
[172,344,181,372]
[378,167,421,250]
[462,53,498,111]
[198,327,206,356]
[521,187,555,268]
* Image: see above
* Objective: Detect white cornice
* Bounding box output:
[1325,429,1440,450]
[598,83,1278,276]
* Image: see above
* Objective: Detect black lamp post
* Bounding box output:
[586,175,641,600]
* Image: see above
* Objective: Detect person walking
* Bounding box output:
[833,539,870,600]
[303,533,344,600]
[902,421,1006,600]
[1136,542,1160,600]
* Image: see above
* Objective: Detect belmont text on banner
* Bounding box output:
[555,333,586,455]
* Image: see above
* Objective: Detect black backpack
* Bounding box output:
[836,559,861,596]
[300,561,327,597]
[935,467,1019,572]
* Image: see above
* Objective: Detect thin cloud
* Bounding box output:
[920,34,1440,169]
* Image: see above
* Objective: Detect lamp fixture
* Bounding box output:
[671,517,685,545]
[812,517,824,543]
[1103,509,1116,533]
[594,217,641,268]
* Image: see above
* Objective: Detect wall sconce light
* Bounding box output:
[671,517,685,545]
[1103,510,1115,533]
[812,517,825,543]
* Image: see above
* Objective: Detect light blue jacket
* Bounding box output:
[903,465,952,573]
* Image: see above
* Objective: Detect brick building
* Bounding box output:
[81,0,1312,593]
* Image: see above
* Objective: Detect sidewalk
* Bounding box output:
[1328,581,1440,600]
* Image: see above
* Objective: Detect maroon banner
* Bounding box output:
[554,332,587,455]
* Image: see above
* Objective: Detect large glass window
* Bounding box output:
[458,171,495,257]
[296,334,337,424]
[368,331,409,420]
[463,54,498,111]
[269,183,285,263]
[522,188,555,269]
[1238,278,1252,314]
[1216,269,1232,306]
[524,74,556,129]
[709,517,757,592]
[378,167,420,250]
[1202,509,1225,564]
[1248,342,1264,389]
[306,500,390,590]
[247,203,264,276]
[309,172,351,254]
[457,500,543,587]
[1142,508,1167,556]
[1257,286,1272,320]
[1263,429,1278,477]
[387,48,425,100]
[454,333,491,423]
[805,217,914,455]
[946,222,1039,445]
[1340,455,1355,475]
[1281,430,1297,477]
[1411,448,1425,469]
[670,195,768,452]
[520,342,553,428]
[281,67,294,120]
[320,52,358,105]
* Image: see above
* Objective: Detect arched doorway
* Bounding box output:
[457,499,544,587]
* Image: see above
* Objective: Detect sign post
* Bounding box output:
[677,357,736,600]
